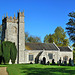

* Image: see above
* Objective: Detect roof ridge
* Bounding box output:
[58,46,68,47]
[25,43,53,44]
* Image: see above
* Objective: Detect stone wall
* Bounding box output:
[24,50,73,64]
[60,51,73,63]
[18,12,25,63]
[24,50,60,63]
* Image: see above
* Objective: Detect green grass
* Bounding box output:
[0,64,75,75]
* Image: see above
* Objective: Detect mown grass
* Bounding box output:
[0,64,75,75]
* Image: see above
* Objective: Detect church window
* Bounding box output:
[29,55,33,61]
[48,53,53,59]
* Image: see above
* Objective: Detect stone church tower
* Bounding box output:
[1,10,25,64]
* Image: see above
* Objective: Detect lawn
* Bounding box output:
[0,64,75,75]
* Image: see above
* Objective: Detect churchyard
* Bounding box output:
[0,64,75,75]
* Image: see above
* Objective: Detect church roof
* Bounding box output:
[58,46,72,52]
[25,43,59,50]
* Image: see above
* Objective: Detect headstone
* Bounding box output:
[40,60,43,64]
[64,61,67,66]
[47,61,50,65]
[9,59,12,64]
[59,58,61,64]
[43,57,46,65]
[71,60,74,66]
[69,58,71,66]
[52,59,55,65]
[30,62,33,64]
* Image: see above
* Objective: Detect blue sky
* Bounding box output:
[0,0,75,44]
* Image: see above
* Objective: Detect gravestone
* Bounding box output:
[64,61,67,66]
[47,61,50,65]
[69,58,71,66]
[52,59,55,65]
[30,62,33,64]
[71,60,74,66]
[43,57,46,64]
[59,57,61,65]
[40,60,43,64]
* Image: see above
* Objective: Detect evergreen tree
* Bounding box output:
[2,41,17,64]
[66,12,75,43]
[0,44,2,64]
[66,12,75,63]
[2,41,10,64]
[10,43,17,64]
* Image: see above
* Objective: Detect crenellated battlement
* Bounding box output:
[6,16,18,23]
[18,12,24,17]
[2,10,24,23]
[18,10,24,17]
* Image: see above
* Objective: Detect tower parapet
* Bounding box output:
[2,14,18,23]
[18,10,24,17]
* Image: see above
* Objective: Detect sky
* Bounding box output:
[0,0,75,44]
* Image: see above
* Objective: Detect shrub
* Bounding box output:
[2,41,17,64]
[10,43,17,64]
[0,44,2,64]
[73,50,75,64]
[2,41,11,64]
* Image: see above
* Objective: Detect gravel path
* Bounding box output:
[0,67,8,75]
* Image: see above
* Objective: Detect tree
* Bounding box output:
[66,12,75,43]
[2,41,17,64]
[25,32,29,43]
[73,50,75,64]
[73,44,75,64]
[54,26,69,46]
[44,26,69,46]
[44,34,54,43]
[0,44,2,64]
[25,32,41,43]
[66,12,75,63]
[10,43,17,64]
[2,41,10,64]
[27,36,41,43]
[0,25,2,44]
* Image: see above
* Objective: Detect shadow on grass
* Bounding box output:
[20,65,75,75]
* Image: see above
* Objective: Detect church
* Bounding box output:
[1,10,73,64]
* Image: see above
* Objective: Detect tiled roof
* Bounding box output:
[25,43,59,50]
[58,47,72,52]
